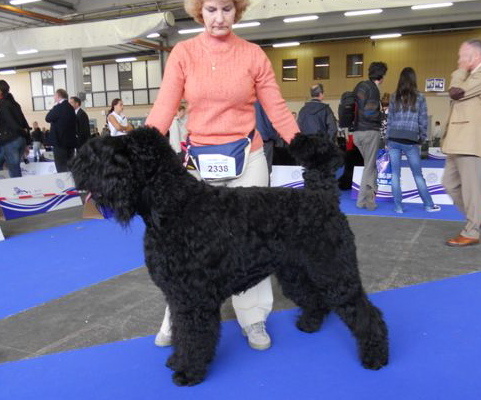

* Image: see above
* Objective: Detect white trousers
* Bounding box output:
[160,148,273,334]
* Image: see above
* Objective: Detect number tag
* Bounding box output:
[198,154,236,179]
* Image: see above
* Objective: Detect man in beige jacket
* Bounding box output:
[442,39,481,246]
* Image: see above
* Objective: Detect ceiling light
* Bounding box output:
[233,21,261,29]
[10,0,41,5]
[282,66,298,69]
[0,53,5,58]
[283,15,319,23]
[345,9,383,17]
[0,70,16,75]
[411,2,453,10]
[273,41,300,48]
[315,64,329,67]
[115,57,137,62]
[178,27,205,35]
[147,32,160,38]
[17,49,38,55]
[370,33,402,40]
[53,64,67,69]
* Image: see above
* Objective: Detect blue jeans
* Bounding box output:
[387,140,434,210]
[0,136,26,178]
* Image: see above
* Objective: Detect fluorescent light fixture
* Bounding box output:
[115,57,137,62]
[147,32,160,38]
[17,49,38,55]
[273,41,300,48]
[283,15,319,23]
[178,27,205,34]
[315,64,329,67]
[0,70,16,75]
[354,61,364,65]
[83,82,91,85]
[283,78,297,81]
[370,33,402,39]
[10,0,41,5]
[282,66,298,69]
[233,21,261,29]
[53,64,67,69]
[411,2,453,10]
[0,53,4,58]
[345,9,383,17]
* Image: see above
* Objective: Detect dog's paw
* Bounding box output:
[172,370,205,387]
[360,345,389,370]
[166,353,181,371]
[296,311,325,333]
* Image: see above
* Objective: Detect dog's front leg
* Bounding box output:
[168,307,221,386]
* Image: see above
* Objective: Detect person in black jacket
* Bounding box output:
[69,96,91,150]
[352,61,388,211]
[0,80,30,177]
[45,89,77,172]
[297,83,338,139]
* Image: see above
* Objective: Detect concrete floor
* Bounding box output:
[1,205,480,364]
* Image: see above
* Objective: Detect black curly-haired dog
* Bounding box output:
[70,127,388,386]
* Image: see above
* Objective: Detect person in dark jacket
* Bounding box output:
[31,121,43,162]
[0,80,30,177]
[353,61,388,211]
[297,83,337,139]
[254,101,279,176]
[45,89,77,172]
[69,96,91,150]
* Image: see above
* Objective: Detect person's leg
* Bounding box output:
[3,136,25,178]
[404,144,435,209]
[387,142,403,212]
[442,155,465,214]
[354,131,380,209]
[53,147,75,172]
[226,148,273,349]
[456,156,481,239]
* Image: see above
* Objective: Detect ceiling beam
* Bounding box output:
[0,5,66,24]
[130,39,172,52]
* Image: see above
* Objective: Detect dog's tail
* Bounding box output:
[288,133,344,191]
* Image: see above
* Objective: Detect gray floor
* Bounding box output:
[1,206,480,364]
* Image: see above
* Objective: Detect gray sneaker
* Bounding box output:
[154,330,172,347]
[242,321,271,350]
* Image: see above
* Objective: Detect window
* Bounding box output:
[313,56,330,80]
[346,54,363,78]
[282,59,298,81]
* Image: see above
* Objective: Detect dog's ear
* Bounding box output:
[71,135,139,225]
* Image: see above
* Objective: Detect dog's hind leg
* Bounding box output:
[333,293,389,370]
[275,268,330,333]
[168,306,221,386]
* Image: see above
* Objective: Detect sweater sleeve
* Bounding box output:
[418,94,428,142]
[145,44,186,134]
[254,47,299,143]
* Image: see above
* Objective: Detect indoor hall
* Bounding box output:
[1,0,481,398]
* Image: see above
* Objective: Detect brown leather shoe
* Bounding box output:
[446,235,480,247]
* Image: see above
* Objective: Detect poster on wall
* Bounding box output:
[425,78,445,92]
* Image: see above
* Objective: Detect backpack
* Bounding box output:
[338,90,357,130]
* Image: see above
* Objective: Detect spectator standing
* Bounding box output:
[168,103,188,155]
[352,61,388,211]
[432,121,442,147]
[386,67,441,214]
[31,121,43,162]
[45,89,77,172]
[442,39,481,247]
[0,80,30,177]
[254,101,279,176]
[107,98,133,137]
[297,83,337,139]
[69,96,91,150]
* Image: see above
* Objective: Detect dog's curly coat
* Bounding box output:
[70,127,388,386]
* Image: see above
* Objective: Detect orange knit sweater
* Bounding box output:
[145,31,299,151]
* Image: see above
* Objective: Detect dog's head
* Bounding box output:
[70,127,182,224]
[289,133,344,172]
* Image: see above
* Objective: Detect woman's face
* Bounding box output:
[115,101,124,113]
[201,0,236,37]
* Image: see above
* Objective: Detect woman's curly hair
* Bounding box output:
[184,0,250,24]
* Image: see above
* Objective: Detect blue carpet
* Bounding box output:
[340,190,465,221]
[0,217,145,319]
[2,272,481,400]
